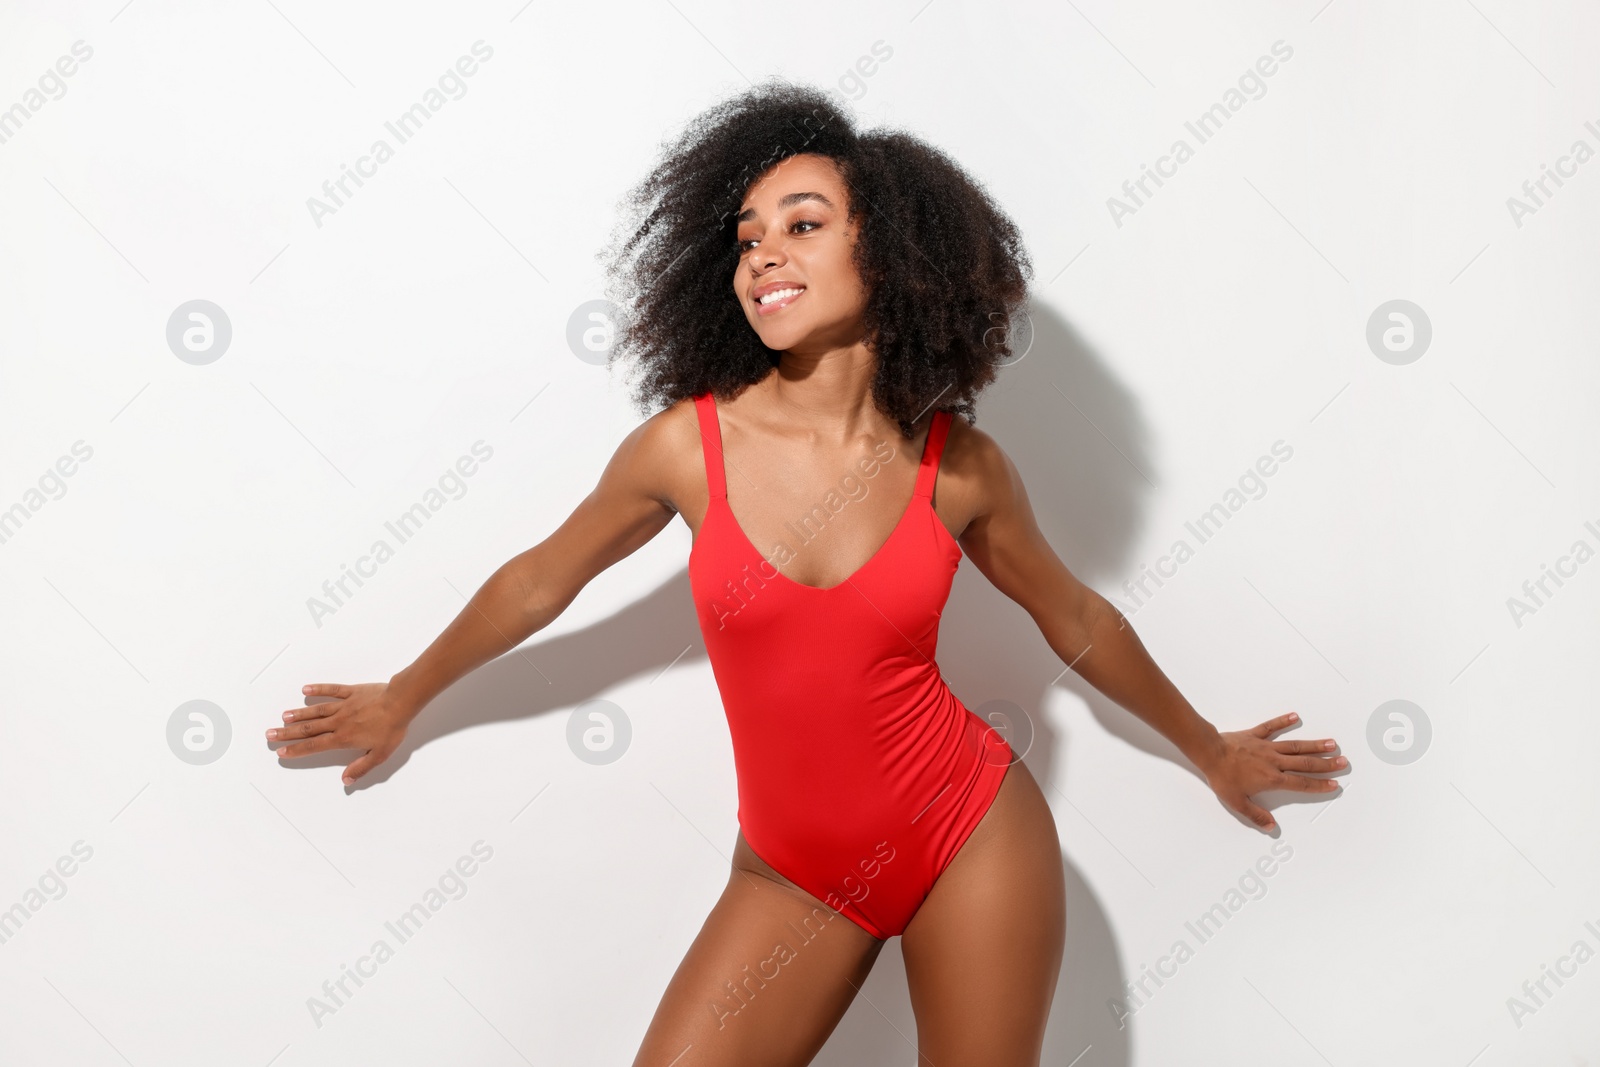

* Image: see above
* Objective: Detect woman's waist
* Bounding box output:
[712,659,953,716]
[726,698,993,801]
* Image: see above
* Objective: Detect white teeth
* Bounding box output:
[758,287,803,305]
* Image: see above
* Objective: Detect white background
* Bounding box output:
[2,0,1597,1063]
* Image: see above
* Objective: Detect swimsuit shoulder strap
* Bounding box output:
[692,392,726,500]
[913,409,953,501]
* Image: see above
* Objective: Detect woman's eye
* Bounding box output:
[737,219,822,251]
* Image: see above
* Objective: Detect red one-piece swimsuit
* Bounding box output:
[687,390,1015,939]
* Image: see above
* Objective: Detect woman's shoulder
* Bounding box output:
[592,396,705,520]
[933,411,1014,529]
[938,410,1005,474]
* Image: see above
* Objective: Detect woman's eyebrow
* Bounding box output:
[735,190,835,223]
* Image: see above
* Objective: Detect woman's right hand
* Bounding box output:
[267,682,413,787]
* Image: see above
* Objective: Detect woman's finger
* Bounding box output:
[342,751,383,786]
[1250,712,1299,738]
[1279,773,1341,793]
[266,716,337,743]
[1233,796,1276,829]
[283,700,339,723]
[1278,754,1346,774]
[274,733,351,760]
[302,683,353,699]
[1274,738,1336,755]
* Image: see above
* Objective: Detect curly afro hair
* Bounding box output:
[598,77,1033,438]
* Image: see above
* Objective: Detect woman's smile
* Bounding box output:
[754,286,806,316]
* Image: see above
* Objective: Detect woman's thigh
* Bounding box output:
[900,759,1067,1066]
[631,832,888,1067]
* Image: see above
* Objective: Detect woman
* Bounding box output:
[267,81,1344,1064]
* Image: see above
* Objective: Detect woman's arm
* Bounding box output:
[268,401,694,786]
[947,422,1342,831]
[385,409,683,717]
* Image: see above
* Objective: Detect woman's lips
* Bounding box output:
[754,288,805,317]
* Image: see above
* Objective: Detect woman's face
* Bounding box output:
[733,153,869,354]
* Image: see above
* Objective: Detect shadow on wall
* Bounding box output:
[282,300,1169,1062]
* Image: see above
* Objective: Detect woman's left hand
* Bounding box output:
[1194,713,1344,831]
